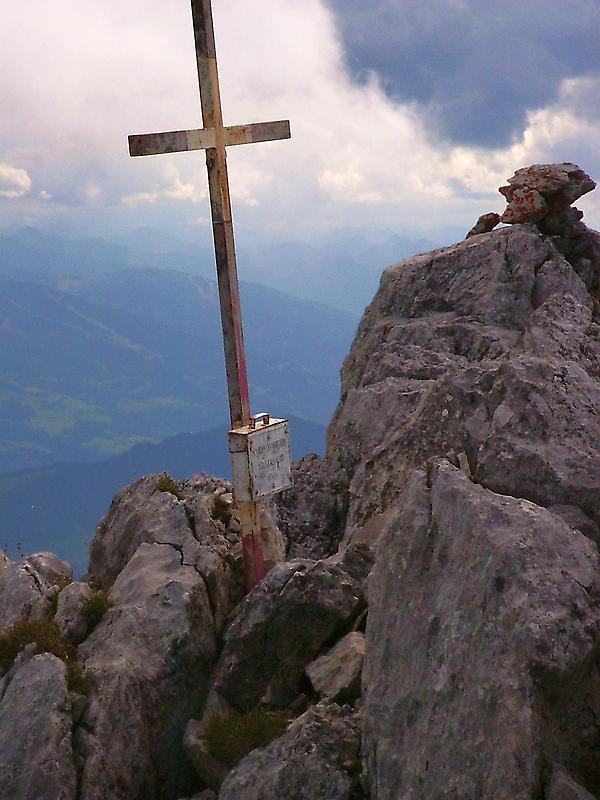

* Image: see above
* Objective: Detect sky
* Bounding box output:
[1,0,600,247]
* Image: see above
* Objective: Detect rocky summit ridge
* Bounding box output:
[1,162,600,800]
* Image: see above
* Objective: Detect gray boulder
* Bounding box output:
[218,702,361,800]
[55,580,93,643]
[87,472,225,587]
[77,542,217,800]
[0,653,76,800]
[325,223,600,553]
[306,631,365,703]
[363,461,600,800]
[87,472,283,635]
[272,453,348,560]
[0,552,71,631]
[26,551,72,585]
[214,559,364,711]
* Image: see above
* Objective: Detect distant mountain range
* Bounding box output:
[0,226,438,313]
[0,416,325,574]
[0,265,354,473]
[0,224,436,568]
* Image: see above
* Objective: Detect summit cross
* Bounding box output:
[128,0,292,591]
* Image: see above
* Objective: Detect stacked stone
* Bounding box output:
[468,163,596,239]
[466,162,600,298]
[499,162,594,226]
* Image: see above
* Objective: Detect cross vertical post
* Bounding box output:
[191,0,249,430]
[128,0,292,591]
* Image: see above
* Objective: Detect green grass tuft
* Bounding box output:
[0,617,90,692]
[202,709,289,767]
[82,590,111,633]
[156,474,186,501]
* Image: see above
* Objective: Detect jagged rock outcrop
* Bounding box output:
[218,702,361,800]
[55,581,93,643]
[316,163,600,799]
[89,472,284,633]
[0,653,77,799]
[75,471,286,800]
[0,552,71,629]
[214,557,364,711]
[1,162,600,800]
[363,462,600,799]
[325,222,600,550]
[0,472,288,800]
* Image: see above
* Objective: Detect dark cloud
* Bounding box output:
[325,0,600,146]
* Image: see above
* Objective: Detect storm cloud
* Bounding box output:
[325,0,600,147]
[0,0,599,241]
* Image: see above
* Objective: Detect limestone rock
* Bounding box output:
[87,472,283,635]
[0,653,76,800]
[214,559,364,711]
[25,551,72,585]
[497,164,599,294]
[501,185,548,223]
[218,702,360,800]
[87,472,223,588]
[0,552,71,630]
[546,767,596,800]
[55,580,93,643]
[363,462,600,799]
[326,223,600,552]
[75,470,283,798]
[465,211,501,238]
[500,163,595,208]
[77,542,217,800]
[306,631,365,703]
[272,453,348,560]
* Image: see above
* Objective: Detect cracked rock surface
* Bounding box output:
[317,183,600,798]
[214,557,364,711]
[76,472,269,800]
[326,223,600,547]
[0,653,77,800]
[219,701,361,800]
[364,462,600,799]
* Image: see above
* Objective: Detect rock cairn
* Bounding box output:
[467,162,600,299]
[468,162,596,233]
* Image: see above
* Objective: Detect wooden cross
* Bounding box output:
[128,0,291,590]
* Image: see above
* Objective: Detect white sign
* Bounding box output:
[228,417,292,501]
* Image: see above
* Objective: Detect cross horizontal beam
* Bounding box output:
[129,119,291,158]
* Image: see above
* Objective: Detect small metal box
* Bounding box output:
[228,415,292,502]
